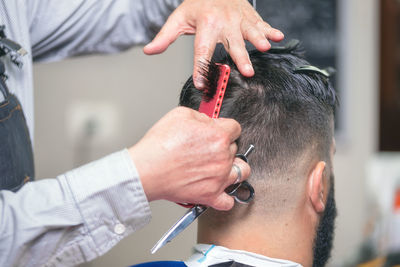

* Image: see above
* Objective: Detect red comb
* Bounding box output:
[198,64,231,118]
[178,64,231,209]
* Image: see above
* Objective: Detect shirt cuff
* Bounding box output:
[59,149,151,262]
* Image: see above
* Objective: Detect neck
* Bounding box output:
[197,206,317,267]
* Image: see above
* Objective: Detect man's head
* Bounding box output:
[179,44,338,267]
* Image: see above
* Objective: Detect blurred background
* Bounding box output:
[32,0,400,266]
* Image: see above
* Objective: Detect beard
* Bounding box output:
[312,178,337,267]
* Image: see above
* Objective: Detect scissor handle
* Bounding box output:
[177,181,254,208]
[235,154,248,163]
[176,145,255,209]
[229,181,255,204]
[176,174,243,209]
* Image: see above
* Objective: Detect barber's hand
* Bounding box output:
[143,0,284,89]
[129,107,250,211]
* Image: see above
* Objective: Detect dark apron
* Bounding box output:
[0,59,34,191]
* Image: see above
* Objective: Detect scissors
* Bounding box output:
[150,144,255,254]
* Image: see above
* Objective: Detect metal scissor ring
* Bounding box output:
[224,144,255,204]
[226,181,255,204]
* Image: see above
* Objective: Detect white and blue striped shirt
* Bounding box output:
[0,1,181,266]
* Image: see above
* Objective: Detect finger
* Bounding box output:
[209,192,235,211]
[192,108,214,122]
[193,23,219,89]
[214,118,242,142]
[256,21,284,43]
[241,21,271,52]
[224,32,254,77]
[228,158,251,185]
[229,142,238,156]
[143,13,189,55]
[266,28,285,42]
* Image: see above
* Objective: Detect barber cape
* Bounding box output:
[185,244,302,267]
[133,244,302,267]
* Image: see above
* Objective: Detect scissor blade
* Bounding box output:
[151,205,208,254]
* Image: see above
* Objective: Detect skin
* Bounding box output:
[198,140,336,266]
[131,0,282,210]
[129,107,251,211]
[143,0,285,88]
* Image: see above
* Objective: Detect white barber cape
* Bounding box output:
[185,244,303,267]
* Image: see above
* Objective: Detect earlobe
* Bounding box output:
[308,161,326,213]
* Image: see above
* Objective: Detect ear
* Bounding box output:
[307,161,327,213]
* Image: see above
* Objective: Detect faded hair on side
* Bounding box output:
[179,44,338,190]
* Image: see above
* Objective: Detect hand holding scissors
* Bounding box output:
[151,144,255,254]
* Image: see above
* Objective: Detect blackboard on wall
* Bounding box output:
[255,0,339,127]
[255,0,337,73]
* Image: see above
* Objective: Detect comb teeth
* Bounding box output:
[199,64,231,118]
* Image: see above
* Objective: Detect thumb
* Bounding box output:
[143,14,187,55]
[209,192,235,211]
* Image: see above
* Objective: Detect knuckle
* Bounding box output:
[242,27,252,39]
[220,133,231,147]
[195,45,211,57]
[235,121,242,133]
[216,139,231,156]
[251,31,265,42]
[231,143,238,154]
[255,20,264,28]
[202,12,220,28]
[205,182,220,198]
[195,111,209,122]
[241,23,257,39]
[175,106,191,116]
[230,35,247,48]
[257,20,271,29]
[228,119,242,134]
[213,132,229,149]
[229,46,248,61]
[243,163,251,178]
[175,106,185,112]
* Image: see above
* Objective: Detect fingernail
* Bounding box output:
[144,42,151,49]
[143,43,153,53]
[195,77,205,89]
[244,64,254,75]
[275,30,284,39]
[263,40,271,49]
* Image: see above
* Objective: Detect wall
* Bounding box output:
[33,0,379,265]
[332,0,379,265]
[34,37,198,266]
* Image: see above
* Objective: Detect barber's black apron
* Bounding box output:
[0,60,34,191]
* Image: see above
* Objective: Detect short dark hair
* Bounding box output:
[179,45,337,184]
